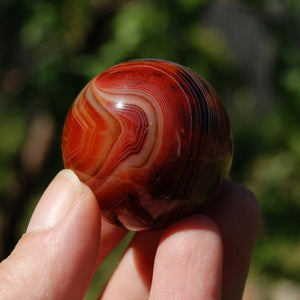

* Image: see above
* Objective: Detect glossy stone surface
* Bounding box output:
[62,59,233,231]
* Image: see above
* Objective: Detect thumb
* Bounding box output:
[0,170,101,300]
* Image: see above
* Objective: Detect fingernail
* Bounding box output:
[27,169,83,232]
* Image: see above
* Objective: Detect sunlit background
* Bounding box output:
[0,0,300,299]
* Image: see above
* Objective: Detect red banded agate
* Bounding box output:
[62,59,233,231]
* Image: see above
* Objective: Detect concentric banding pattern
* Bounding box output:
[62,59,233,230]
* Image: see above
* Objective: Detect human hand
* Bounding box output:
[0,170,261,300]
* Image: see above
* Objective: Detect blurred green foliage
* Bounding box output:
[0,0,300,298]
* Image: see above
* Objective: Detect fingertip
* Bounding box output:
[150,214,223,300]
[162,214,222,242]
[237,183,262,231]
[209,180,262,238]
[27,169,88,232]
[57,169,85,194]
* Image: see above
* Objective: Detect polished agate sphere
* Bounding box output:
[62,59,233,231]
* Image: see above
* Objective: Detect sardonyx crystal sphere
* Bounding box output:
[62,59,233,231]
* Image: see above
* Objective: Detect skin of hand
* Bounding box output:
[0,169,261,300]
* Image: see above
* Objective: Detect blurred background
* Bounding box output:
[0,0,299,299]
